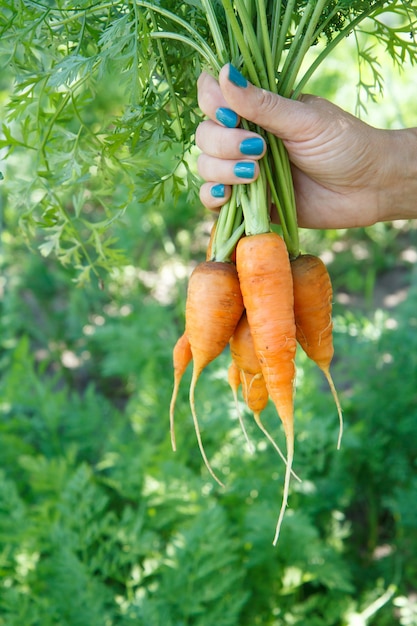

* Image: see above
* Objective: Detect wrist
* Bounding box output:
[377,127,417,222]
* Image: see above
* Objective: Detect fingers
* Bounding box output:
[196,120,265,159]
[197,71,239,125]
[199,182,232,211]
[197,72,266,211]
[196,119,264,185]
[197,153,260,184]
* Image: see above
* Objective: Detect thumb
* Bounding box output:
[218,64,311,141]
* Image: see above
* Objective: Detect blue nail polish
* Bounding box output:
[234,162,255,179]
[215,107,238,128]
[240,137,264,156]
[228,64,248,88]
[211,184,225,198]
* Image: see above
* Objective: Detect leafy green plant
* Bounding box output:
[1,0,416,278]
[1,5,417,621]
[1,212,417,624]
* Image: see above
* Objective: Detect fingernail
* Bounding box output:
[240,137,264,156]
[215,107,238,128]
[228,64,248,88]
[210,184,225,198]
[234,162,255,179]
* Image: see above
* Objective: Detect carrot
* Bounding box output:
[242,371,299,475]
[236,232,297,544]
[230,311,294,469]
[291,253,343,449]
[185,260,244,486]
[169,332,192,452]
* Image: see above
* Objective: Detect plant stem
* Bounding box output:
[271,0,283,66]
[278,0,315,92]
[293,0,388,98]
[265,137,299,257]
[279,0,330,97]
[201,0,229,64]
[220,0,260,85]
[149,12,184,142]
[212,186,244,261]
[150,32,220,71]
[274,0,297,69]
[255,0,276,90]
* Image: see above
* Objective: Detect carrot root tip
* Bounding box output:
[272,437,294,547]
[323,367,344,450]
[169,387,178,452]
[253,413,301,483]
[190,369,225,488]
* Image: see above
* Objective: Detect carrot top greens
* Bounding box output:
[1,0,416,277]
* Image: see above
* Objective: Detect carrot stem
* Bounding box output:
[212,185,244,261]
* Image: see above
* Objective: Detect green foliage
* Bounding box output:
[1,204,417,624]
[1,0,416,278]
[1,2,417,624]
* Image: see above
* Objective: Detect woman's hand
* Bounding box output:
[196,64,417,229]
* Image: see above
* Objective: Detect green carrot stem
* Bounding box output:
[215,186,238,242]
[311,4,341,42]
[293,0,388,98]
[235,0,270,87]
[274,0,297,69]
[220,0,260,86]
[279,0,333,97]
[271,0,283,64]
[255,0,277,90]
[200,0,229,64]
[150,32,220,71]
[212,186,244,261]
[264,140,299,257]
[240,172,271,236]
[149,13,184,143]
[278,0,315,90]
[214,222,245,262]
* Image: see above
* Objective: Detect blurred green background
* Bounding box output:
[1,14,417,626]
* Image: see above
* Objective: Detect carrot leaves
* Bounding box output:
[0,0,416,279]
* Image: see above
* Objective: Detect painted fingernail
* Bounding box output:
[215,107,238,128]
[228,64,248,88]
[210,184,225,198]
[240,137,264,156]
[234,162,255,179]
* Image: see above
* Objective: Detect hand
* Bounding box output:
[196,64,417,229]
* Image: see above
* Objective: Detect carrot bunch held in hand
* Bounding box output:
[169,212,342,545]
[169,62,343,545]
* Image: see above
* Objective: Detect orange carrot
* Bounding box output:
[240,371,269,416]
[236,232,297,544]
[169,332,192,452]
[291,254,343,448]
[228,358,242,393]
[185,260,244,486]
[230,311,262,376]
[230,311,300,480]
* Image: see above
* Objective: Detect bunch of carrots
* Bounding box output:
[161,0,393,544]
[169,183,343,545]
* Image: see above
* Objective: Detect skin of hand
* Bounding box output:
[196,64,417,229]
